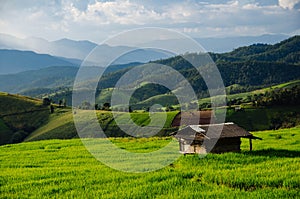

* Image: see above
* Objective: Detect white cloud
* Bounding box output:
[63,0,162,25]
[279,0,300,9]
[0,0,299,41]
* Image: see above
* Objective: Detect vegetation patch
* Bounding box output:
[0,127,299,198]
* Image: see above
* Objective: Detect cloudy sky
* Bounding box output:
[0,0,299,42]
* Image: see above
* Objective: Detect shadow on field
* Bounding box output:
[243,149,300,158]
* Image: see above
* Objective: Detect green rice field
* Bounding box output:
[0,127,299,198]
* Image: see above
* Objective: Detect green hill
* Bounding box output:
[132,94,179,110]
[24,109,76,142]
[25,110,179,142]
[0,92,179,145]
[0,92,50,144]
[92,36,300,107]
[224,106,300,131]
[211,35,300,64]
[199,79,300,105]
[1,79,300,145]
[0,127,299,198]
[1,36,300,108]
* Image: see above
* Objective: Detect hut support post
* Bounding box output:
[249,138,252,151]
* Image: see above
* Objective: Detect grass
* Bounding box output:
[198,79,300,105]
[1,89,299,145]
[0,92,43,116]
[0,91,178,143]
[225,105,300,131]
[0,92,50,144]
[133,94,179,109]
[25,109,76,142]
[118,111,178,128]
[245,127,300,151]
[25,110,179,141]
[0,127,299,198]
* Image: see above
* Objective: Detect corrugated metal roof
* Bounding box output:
[189,125,206,133]
[175,123,254,140]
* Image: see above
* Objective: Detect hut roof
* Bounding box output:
[171,111,215,127]
[175,122,259,140]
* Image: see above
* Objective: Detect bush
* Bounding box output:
[10,130,29,143]
[42,98,51,106]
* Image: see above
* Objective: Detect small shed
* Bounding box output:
[174,122,261,154]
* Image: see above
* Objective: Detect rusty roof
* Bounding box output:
[171,111,215,127]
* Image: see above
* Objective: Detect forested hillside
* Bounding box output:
[1,36,299,107]
[91,36,300,106]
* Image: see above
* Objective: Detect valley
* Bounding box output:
[0,34,299,199]
[1,1,299,198]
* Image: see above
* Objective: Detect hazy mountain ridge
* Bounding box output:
[0,36,299,105]
[0,66,78,93]
[0,34,173,68]
[0,33,97,60]
[0,49,77,74]
[0,33,290,59]
[195,34,289,53]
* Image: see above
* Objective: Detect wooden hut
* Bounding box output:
[174,122,261,154]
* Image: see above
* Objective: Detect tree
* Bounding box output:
[43,97,51,106]
[10,130,29,143]
[50,105,55,113]
[59,100,63,107]
[102,102,110,111]
[165,104,174,112]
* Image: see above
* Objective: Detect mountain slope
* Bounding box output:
[1,36,300,107]
[0,62,142,94]
[1,80,299,146]
[194,34,289,53]
[0,49,76,74]
[0,66,78,93]
[0,34,172,64]
[0,92,50,144]
[0,34,97,60]
[1,33,289,58]
[211,35,300,63]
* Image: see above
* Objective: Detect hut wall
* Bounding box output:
[180,144,206,154]
[179,140,206,154]
[179,137,242,154]
[210,137,241,153]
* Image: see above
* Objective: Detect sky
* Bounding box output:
[0,0,299,43]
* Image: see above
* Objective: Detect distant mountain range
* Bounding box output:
[0,62,145,93]
[195,34,290,53]
[0,49,78,74]
[0,35,299,107]
[0,34,97,60]
[0,43,172,75]
[0,33,289,59]
[0,33,291,75]
[0,33,173,70]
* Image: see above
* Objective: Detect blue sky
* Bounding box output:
[0,0,299,42]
